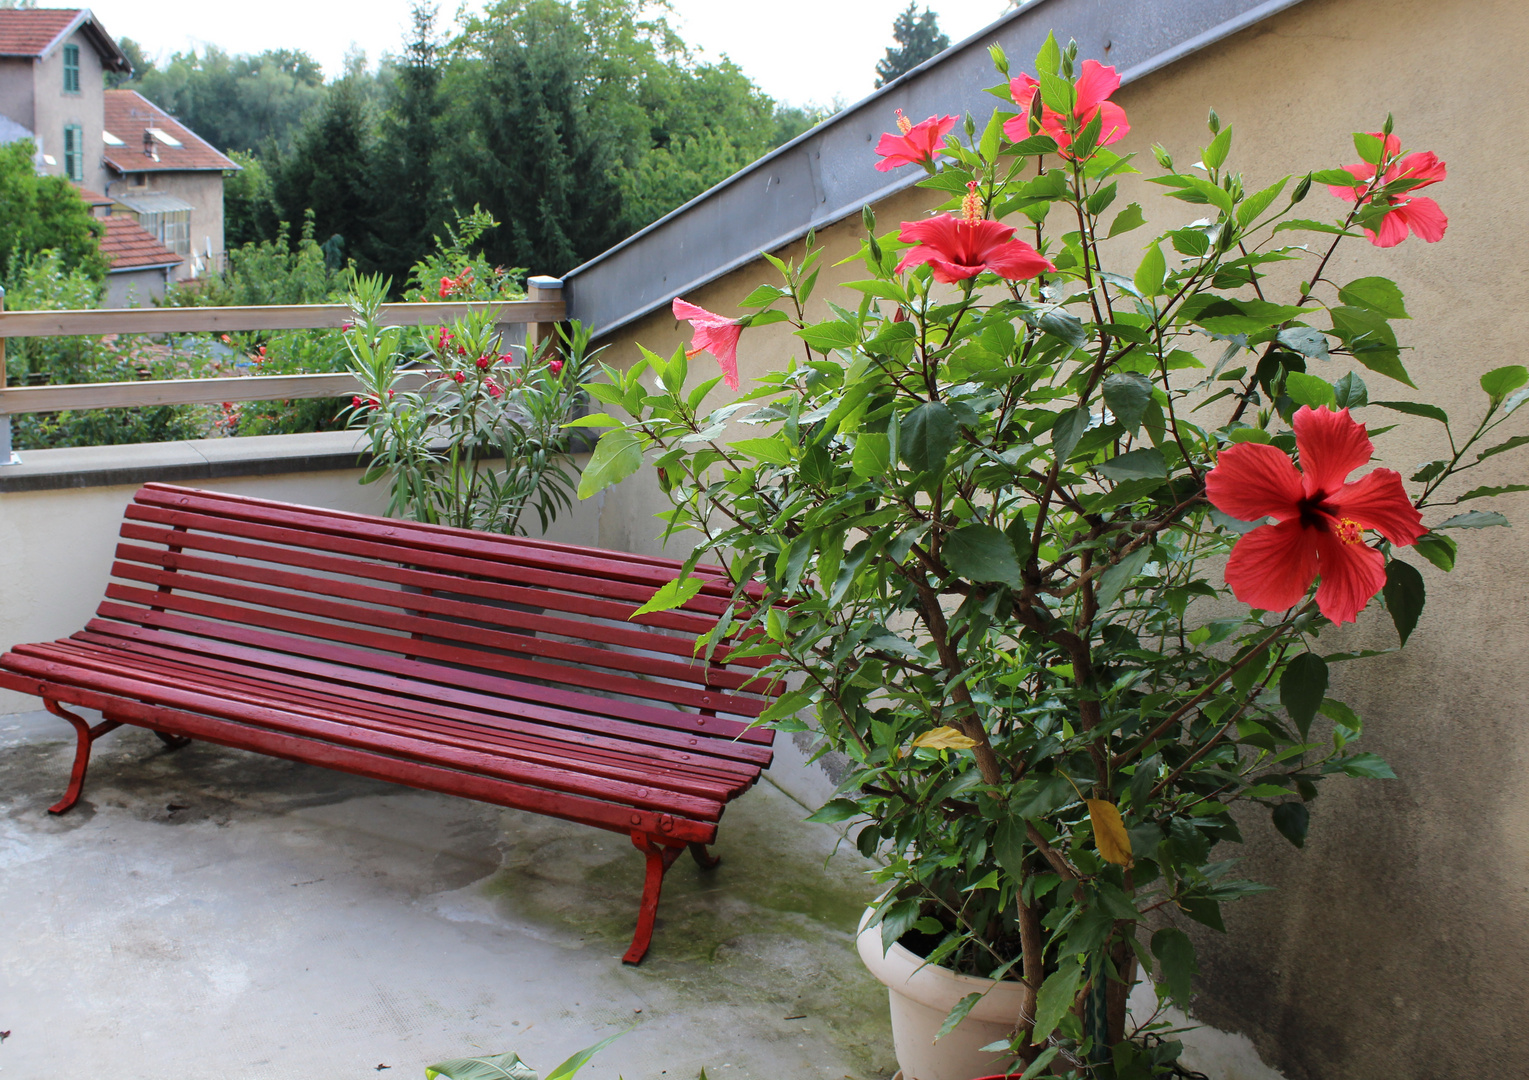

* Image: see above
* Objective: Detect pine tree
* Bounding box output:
[273,74,376,269]
[873,3,951,89]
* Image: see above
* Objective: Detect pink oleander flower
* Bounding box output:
[874,111,957,172]
[451,371,466,384]
[498,353,516,365]
[896,185,1056,284]
[1205,406,1424,624]
[485,379,503,398]
[475,354,492,370]
[1003,60,1129,157]
[548,358,564,376]
[673,298,742,390]
[1328,132,1447,248]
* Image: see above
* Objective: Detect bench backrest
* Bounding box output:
[101,483,778,756]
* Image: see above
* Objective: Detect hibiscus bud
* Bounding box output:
[1382,112,1394,137]
[988,43,1009,76]
[1028,87,1043,135]
[1292,173,1312,203]
[862,204,876,234]
[1207,107,1220,135]
[895,109,912,136]
[1152,143,1173,170]
[892,306,907,323]
[963,113,977,139]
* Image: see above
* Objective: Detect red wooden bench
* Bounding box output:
[0,483,778,963]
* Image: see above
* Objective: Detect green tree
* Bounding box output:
[873,2,950,88]
[273,75,377,269]
[368,3,447,288]
[223,149,280,247]
[0,141,106,283]
[107,36,151,88]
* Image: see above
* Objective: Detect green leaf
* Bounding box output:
[545,1033,625,1080]
[806,798,862,824]
[1353,131,1386,165]
[1035,31,1060,75]
[427,1054,539,1080]
[1095,545,1151,610]
[993,816,1027,881]
[1277,326,1331,360]
[729,437,793,466]
[936,992,984,1043]
[1037,309,1086,348]
[1283,371,1336,410]
[1097,447,1167,481]
[1102,372,1154,433]
[1134,242,1167,298]
[740,284,786,308]
[1235,176,1287,229]
[980,108,1005,164]
[1181,296,1313,335]
[795,320,858,352]
[1202,126,1232,170]
[1436,510,1510,529]
[1337,277,1409,318]
[1311,168,1365,188]
[1331,371,1368,409]
[1481,365,1529,402]
[576,428,643,499]
[1032,958,1083,1043]
[1477,434,1529,461]
[1271,802,1310,849]
[944,524,1023,588]
[1458,484,1529,502]
[1050,407,1089,463]
[1178,897,1225,932]
[900,401,958,473]
[633,575,704,617]
[850,432,890,478]
[1412,532,1457,572]
[1330,307,1413,387]
[1007,133,1060,156]
[1372,400,1447,424]
[1279,652,1329,739]
[1107,202,1146,238]
[1382,559,1425,645]
[1338,752,1397,779]
[1150,928,1197,1008]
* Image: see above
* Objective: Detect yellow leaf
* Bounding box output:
[1087,799,1135,867]
[911,726,979,751]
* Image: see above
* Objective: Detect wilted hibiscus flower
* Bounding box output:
[673,298,743,390]
[1205,406,1424,624]
[1003,60,1129,157]
[874,110,957,172]
[896,181,1056,284]
[1328,132,1447,248]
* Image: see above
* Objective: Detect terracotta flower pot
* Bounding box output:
[856,910,1027,1080]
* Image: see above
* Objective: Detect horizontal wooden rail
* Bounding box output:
[0,299,562,339]
[0,371,445,416]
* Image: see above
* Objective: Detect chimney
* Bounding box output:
[142,129,158,162]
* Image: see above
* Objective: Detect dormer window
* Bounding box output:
[63,44,80,93]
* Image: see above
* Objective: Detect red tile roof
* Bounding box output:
[73,184,113,207]
[103,90,240,174]
[99,215,182,272]
[0,9,129,69]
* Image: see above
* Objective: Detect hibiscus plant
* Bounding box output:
[576,34,1527,1078]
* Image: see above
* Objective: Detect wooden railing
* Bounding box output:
[0,278,564,421]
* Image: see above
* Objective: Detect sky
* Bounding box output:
[87,1,1015,109]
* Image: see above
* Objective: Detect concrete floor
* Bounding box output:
[0,709,897,1080]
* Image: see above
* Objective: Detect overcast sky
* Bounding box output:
[87,1,1014,109]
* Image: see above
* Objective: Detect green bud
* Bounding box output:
[964,113,977,139]
[1028,87,1043,135]
[1291,173,1312,203]
[988,42,1009,76]
[1152,144,1173,171]
[862,204,876,234]
[1207,107,1220,135]
[1382,112,1394,137]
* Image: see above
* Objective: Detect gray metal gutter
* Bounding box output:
[562,0,1309,339]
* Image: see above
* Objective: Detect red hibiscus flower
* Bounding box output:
[1205,406,1424,624]
[874,110,957,172]
[673,298,742,390]
[1003,60,1129,157]
[896,185,1056,284]
[1328,132,1447,248]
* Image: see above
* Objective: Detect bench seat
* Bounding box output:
[0,483,779,963]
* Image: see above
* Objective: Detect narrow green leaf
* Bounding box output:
[935,992,985,1043]
[806,799,862,824]
[633,575,704,617]
[1457,484,1529,502]
[1353,131,1386,165]
[426,1054,539,1080]
[1436,510,1510,529]
[1382,559,1425,645]
[1477,434,1529,461]
[545,1032,625,1080]
[1372,400,1447,424]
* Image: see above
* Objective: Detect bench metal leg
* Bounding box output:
[44,699,121,815]
[624,832,684,965]
[154,731,192,750]
[688,842,721,870]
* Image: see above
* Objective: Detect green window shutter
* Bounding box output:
[63,44,80,93]
[64,124,83,181]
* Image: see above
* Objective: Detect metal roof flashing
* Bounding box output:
[563,0,1307,339]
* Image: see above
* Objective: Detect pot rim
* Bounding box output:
[856,907,1028,1023]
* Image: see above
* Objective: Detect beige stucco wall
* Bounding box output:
[580,0,1529,1077]
[29,30,108,192]
[0,57,36,140]
[109,170,228,282]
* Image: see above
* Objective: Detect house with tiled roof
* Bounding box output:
[102,88,238,282]
[0,8,128,192]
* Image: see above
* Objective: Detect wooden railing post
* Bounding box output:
[526,276,563,360]
[0,287,15,466]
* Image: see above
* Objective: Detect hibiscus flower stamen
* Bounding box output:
[895,109,912,136]
[1337,518,1363,545]
[962,181,983,224]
